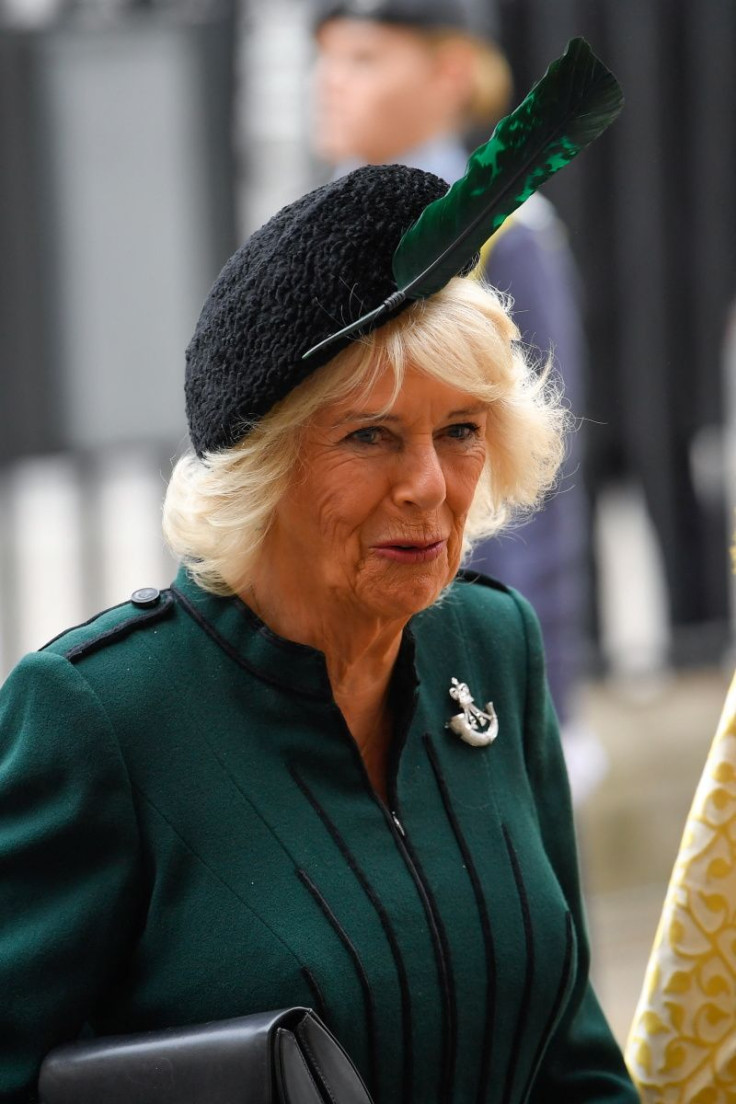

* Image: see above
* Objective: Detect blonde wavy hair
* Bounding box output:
[163,277,569,596]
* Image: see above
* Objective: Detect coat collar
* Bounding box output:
[170,566,418,705]
[171,566,335,701]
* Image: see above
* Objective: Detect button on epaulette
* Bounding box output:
[131,587,160,608]
[57,589,175,663]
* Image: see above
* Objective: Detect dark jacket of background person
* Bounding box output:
[0,568,636,1103]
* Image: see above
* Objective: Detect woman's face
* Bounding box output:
[267,364,489,624]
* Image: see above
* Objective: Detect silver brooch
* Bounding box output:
[446,677,499,747]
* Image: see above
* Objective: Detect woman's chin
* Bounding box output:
[358,560,453,621]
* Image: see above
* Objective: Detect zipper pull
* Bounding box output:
[392,811,406,837]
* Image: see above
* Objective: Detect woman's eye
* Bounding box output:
[346,426,383,445]
[445,422,481,441]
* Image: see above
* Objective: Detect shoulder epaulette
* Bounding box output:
[41,587,175,663]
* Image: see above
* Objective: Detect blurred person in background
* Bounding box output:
[310,0,604,803]
[0,37,636,1100]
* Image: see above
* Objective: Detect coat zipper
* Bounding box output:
[330,700,455,1104]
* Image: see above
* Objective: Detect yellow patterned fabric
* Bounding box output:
[626,671,736,1103]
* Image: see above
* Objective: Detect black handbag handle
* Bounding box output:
[38,1007,373,1104]
[295,1013,374,1103]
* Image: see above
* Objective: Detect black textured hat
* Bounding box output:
[186,39,624,457]
[185,165,448,457]
[311,0,499,39]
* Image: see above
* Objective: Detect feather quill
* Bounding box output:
[303,36,623,360]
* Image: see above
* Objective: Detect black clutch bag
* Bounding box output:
[38,1006,374,1104]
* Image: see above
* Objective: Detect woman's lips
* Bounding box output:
[372,539,447,564]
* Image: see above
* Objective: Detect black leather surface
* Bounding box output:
[275,1028,325,1104]
[296,1014,373,1103]
[38,1008,374,1104]
[38,1008,303,1104]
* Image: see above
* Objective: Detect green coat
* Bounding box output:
[0,568,636,1103]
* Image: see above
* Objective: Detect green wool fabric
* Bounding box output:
[0,568,637,1103]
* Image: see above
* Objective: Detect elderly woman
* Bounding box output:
[0,43,635,1104]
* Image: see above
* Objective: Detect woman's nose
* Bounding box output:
[391,444,446,510]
